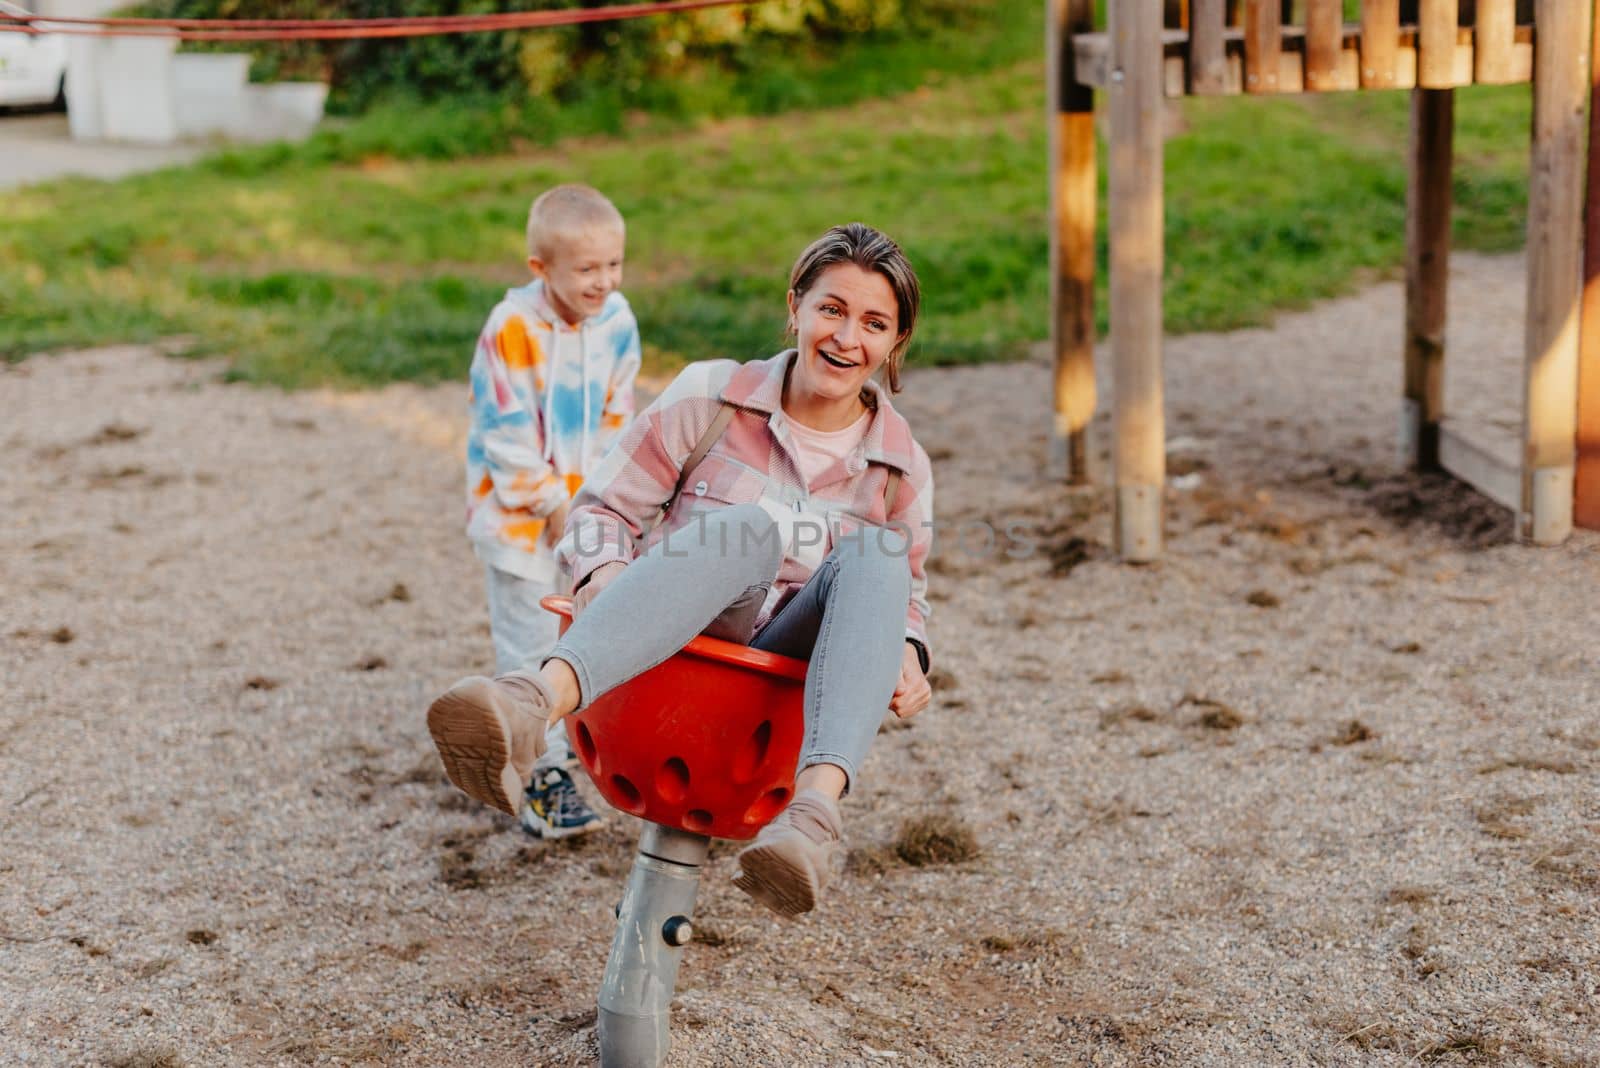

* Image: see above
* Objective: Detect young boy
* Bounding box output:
[464,184,640,837]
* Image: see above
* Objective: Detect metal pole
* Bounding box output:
[597,824,711,1068]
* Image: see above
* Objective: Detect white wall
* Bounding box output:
[35,0,125,16]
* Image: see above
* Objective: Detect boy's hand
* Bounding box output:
[542,501,571,547]
[888,642,931,719]
[570,561,627,620]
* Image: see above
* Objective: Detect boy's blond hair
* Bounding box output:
[526,184,626,261]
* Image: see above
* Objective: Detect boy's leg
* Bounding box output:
[734,528,910,916]
[484,565,596,837]
[484,566,570,767]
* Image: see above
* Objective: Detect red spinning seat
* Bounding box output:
[543,596,806,841]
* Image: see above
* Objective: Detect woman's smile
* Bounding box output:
[785,263,903,430]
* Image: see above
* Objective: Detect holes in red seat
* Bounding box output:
[683,809,713,833]
[609,773,645,815]
[575,720,598,768]
[656,757,690,804]
[742,786,791,827]
[730,720,772,784]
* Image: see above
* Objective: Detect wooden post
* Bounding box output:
[1404,88,1454,470]
[1049,0,1098,484]
[1109,0,1165,561]
[1522,0,1591,543]
[1578,0,1600,530]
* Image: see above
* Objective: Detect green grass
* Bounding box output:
[0,60,1532,388]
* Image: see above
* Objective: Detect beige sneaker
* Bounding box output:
[426,671,554,815]
[732,788,845,917]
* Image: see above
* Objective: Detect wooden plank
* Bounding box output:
[1190,0,1229,93]
[1440,418,1522,511]
[1522,0,1591,543]
[1417,0,1460,87]
[1072,29,1188,91]
[1475,0,1518,83]
[1166,54,1190,97]
[1304,0,1343,91]
[1108,0,1166,560]
[1578,0,1600,530]
[1362,0,1401,88]
[1049,0,1098,484]
[1072,33,1111,89]
[1278,48,1305,93]
[1507,39,1534,84]
[1244,0,1283,92]
[1403,88,1454,470]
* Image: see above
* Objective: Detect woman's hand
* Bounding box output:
[888,642,931,719]
[541,500,571,548]
[570,561,627,620]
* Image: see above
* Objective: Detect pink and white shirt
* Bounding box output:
[787,410,871,489]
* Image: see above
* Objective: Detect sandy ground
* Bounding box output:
[2,252,1596,1067]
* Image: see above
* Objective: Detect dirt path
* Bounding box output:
[2,253,1596,1067]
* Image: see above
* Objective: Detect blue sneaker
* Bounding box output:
[520,767,603,839]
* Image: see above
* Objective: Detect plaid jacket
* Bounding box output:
[556,351,934,660]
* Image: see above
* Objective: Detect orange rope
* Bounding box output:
[0,0,766,41]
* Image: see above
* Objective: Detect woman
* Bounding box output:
[427,223,935,916]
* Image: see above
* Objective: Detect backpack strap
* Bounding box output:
[882,469,902,519]
[669,402,737,511]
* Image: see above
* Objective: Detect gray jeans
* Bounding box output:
[546,504,911,791]
[482,565,571,773]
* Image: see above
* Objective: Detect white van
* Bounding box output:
[0,1,68,108]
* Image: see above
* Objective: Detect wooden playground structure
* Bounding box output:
[1047,0,1600,560]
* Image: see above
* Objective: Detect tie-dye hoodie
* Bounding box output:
[466,279,641,583]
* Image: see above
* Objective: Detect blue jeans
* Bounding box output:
[546,504,910,791]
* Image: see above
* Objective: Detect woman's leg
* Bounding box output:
[750,525,912,796]
[733,527,911,917]
[429,504,782,815]
[547,503,783,711]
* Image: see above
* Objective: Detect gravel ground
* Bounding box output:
[2,252,1596,1067]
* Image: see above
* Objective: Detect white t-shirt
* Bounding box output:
[786,410,871,489]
